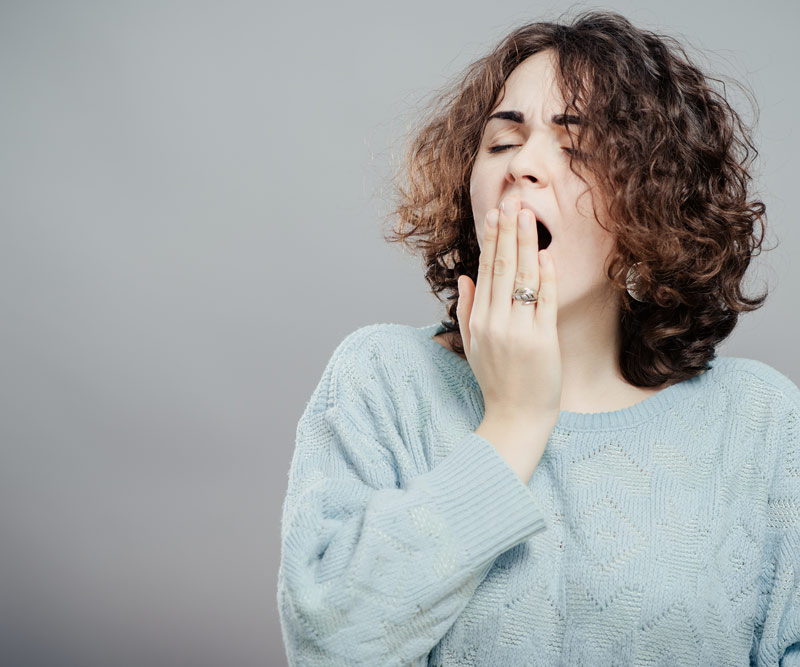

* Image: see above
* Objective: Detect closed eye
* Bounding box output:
[488,144,576,156]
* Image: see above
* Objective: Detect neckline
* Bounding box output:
[420,321,721,431]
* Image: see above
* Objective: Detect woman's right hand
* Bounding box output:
[456,196,563,433]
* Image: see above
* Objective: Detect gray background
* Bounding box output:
[1,1,797,665]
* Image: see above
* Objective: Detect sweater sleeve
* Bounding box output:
[750,380,800,667]
[277,327,548,667]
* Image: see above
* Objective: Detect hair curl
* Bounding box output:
[380,8,773,387]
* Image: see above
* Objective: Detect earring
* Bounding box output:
[626,262,647,302]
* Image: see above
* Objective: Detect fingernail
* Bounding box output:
[519,210,532,229]
[539,249,549,266]
[487,210,499,228]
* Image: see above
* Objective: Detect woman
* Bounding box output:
[278,10,799,666]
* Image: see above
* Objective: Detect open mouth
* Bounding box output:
[536,220,552,251]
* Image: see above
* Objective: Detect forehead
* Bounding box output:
[492,50,566,115]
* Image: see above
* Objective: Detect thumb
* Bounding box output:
[456,275,474,356]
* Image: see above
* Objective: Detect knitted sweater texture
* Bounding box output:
[277,322,800,666]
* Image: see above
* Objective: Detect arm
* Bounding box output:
[277,329,549,667]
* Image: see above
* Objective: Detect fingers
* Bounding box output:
[489,197,520,322]
[473,209,498,322]
[473,197,557,335]
[534,249,557,332]
[456,274,474,356]
[510,207,540,326]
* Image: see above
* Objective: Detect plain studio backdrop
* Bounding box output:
[1,1,797,665]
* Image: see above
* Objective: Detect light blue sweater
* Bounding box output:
[277,321,800,666]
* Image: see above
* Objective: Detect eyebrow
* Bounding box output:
[487,110,583,127]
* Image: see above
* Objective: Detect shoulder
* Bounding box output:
[310,322,435,411]
[718,359,800,513]
[327,322,430,373]
[712,356,800,413]
[711,357,800,479]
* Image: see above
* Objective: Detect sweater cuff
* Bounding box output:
[421,431,548,567]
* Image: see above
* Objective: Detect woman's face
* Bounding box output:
[469,49,619,315]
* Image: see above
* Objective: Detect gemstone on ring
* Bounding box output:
[511,287,538,304]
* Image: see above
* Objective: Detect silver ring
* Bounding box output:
[511,287,538,305]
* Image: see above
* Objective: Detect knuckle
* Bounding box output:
[514,270,534,286]
[478,260,494,275]
[493,256,510,275]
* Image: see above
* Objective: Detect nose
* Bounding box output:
[504,134,550,188]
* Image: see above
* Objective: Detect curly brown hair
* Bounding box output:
[380,8,773,387]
